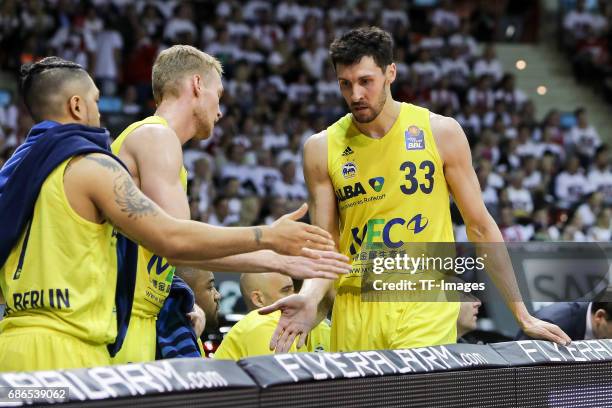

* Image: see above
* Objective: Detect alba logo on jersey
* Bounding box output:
[336,182,367,201]
[349,214,429,254]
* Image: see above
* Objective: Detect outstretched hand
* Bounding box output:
[258,293,318,353]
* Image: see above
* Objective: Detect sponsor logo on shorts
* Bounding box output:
[405,126,425,150]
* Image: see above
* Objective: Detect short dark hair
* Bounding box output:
[19,56,89,121]
[329,26,394,71]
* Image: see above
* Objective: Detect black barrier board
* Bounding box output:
[258,368,517,408]
[490,339,612,366]
[239,343,508,387]
[0,358,256,406]
[515,362,612,408]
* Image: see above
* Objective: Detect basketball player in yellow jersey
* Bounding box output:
[261,26,572,352]
[111,45,351,364]
[0,58,339,372]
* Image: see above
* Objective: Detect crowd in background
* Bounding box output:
[0,0,610,243]
[561,0,612,103]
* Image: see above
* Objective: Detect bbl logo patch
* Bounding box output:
[368,177,385,192]
[342,162,357,179]
[405,126,425,150]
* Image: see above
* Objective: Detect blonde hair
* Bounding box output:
[152,45,223,105]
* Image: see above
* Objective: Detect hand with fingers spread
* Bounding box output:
[279,248,352,280]
[519,315,571,346]
[267,203,336,256]
[258,294,318,353]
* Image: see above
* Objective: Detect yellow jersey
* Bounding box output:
[0,159,118,345]
[111,116,188,317]
[214,310,331,360]
[327,103,454,288]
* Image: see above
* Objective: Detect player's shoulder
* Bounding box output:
[429,111,463,135]
[128,123,180,148]
[125,123,183,165]
[429,112,469,164]
[304,130,328,150]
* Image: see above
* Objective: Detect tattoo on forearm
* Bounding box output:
[86,154,158,220]
[85,155,122,172]
[254,227,263,245]
[113,173,158,219]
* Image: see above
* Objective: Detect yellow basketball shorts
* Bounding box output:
[330,286,460,352]
[0,328,110,372]
[111,314,157,364]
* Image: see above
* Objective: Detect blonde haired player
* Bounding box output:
[261,27,571,352]
[111,45,350,363]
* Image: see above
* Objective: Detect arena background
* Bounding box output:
[0,0,611,406]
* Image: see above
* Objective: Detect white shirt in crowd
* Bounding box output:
[0,104,18,143]
[567,125,601,158]
[576,202,597,227]
[381,8,409,29]
[272,179,308,201]
[507,186,534,215]
[494,89,528,110]
[588,167,612,204]
[276,1,307,23]
[522,171,542,190]
[431,8,460,31]
[555,171,590,206]
[502,224,534,242]
[164,18,197,41]
[473,58,503,82]
[588,225,611,242]
[94,29,123,80]
[301,47,328,78]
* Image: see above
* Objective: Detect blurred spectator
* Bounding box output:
[272,160,308,210]
[94,16,123,96]
[506,170,534,217]
[500,206,533,241]
[555,156,590,208]
[473,44,503,82]
[163,2,197,44]
[588,145,612,204]
[208,196,240,226]
[587,208,611,241]
[567,107,602,163]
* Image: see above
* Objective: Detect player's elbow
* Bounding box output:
[465,213,501,242]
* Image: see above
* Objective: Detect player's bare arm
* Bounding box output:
[260,131,340,352]
[64,153,336,260]
[431,113,571,345]
[122,125,349,279]
[121,124,190,219]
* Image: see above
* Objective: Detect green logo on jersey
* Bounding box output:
[368,177,385,193]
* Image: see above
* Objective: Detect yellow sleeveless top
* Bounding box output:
[327,103,454,288]
[112,116,188,317]
[0,159,118,344]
